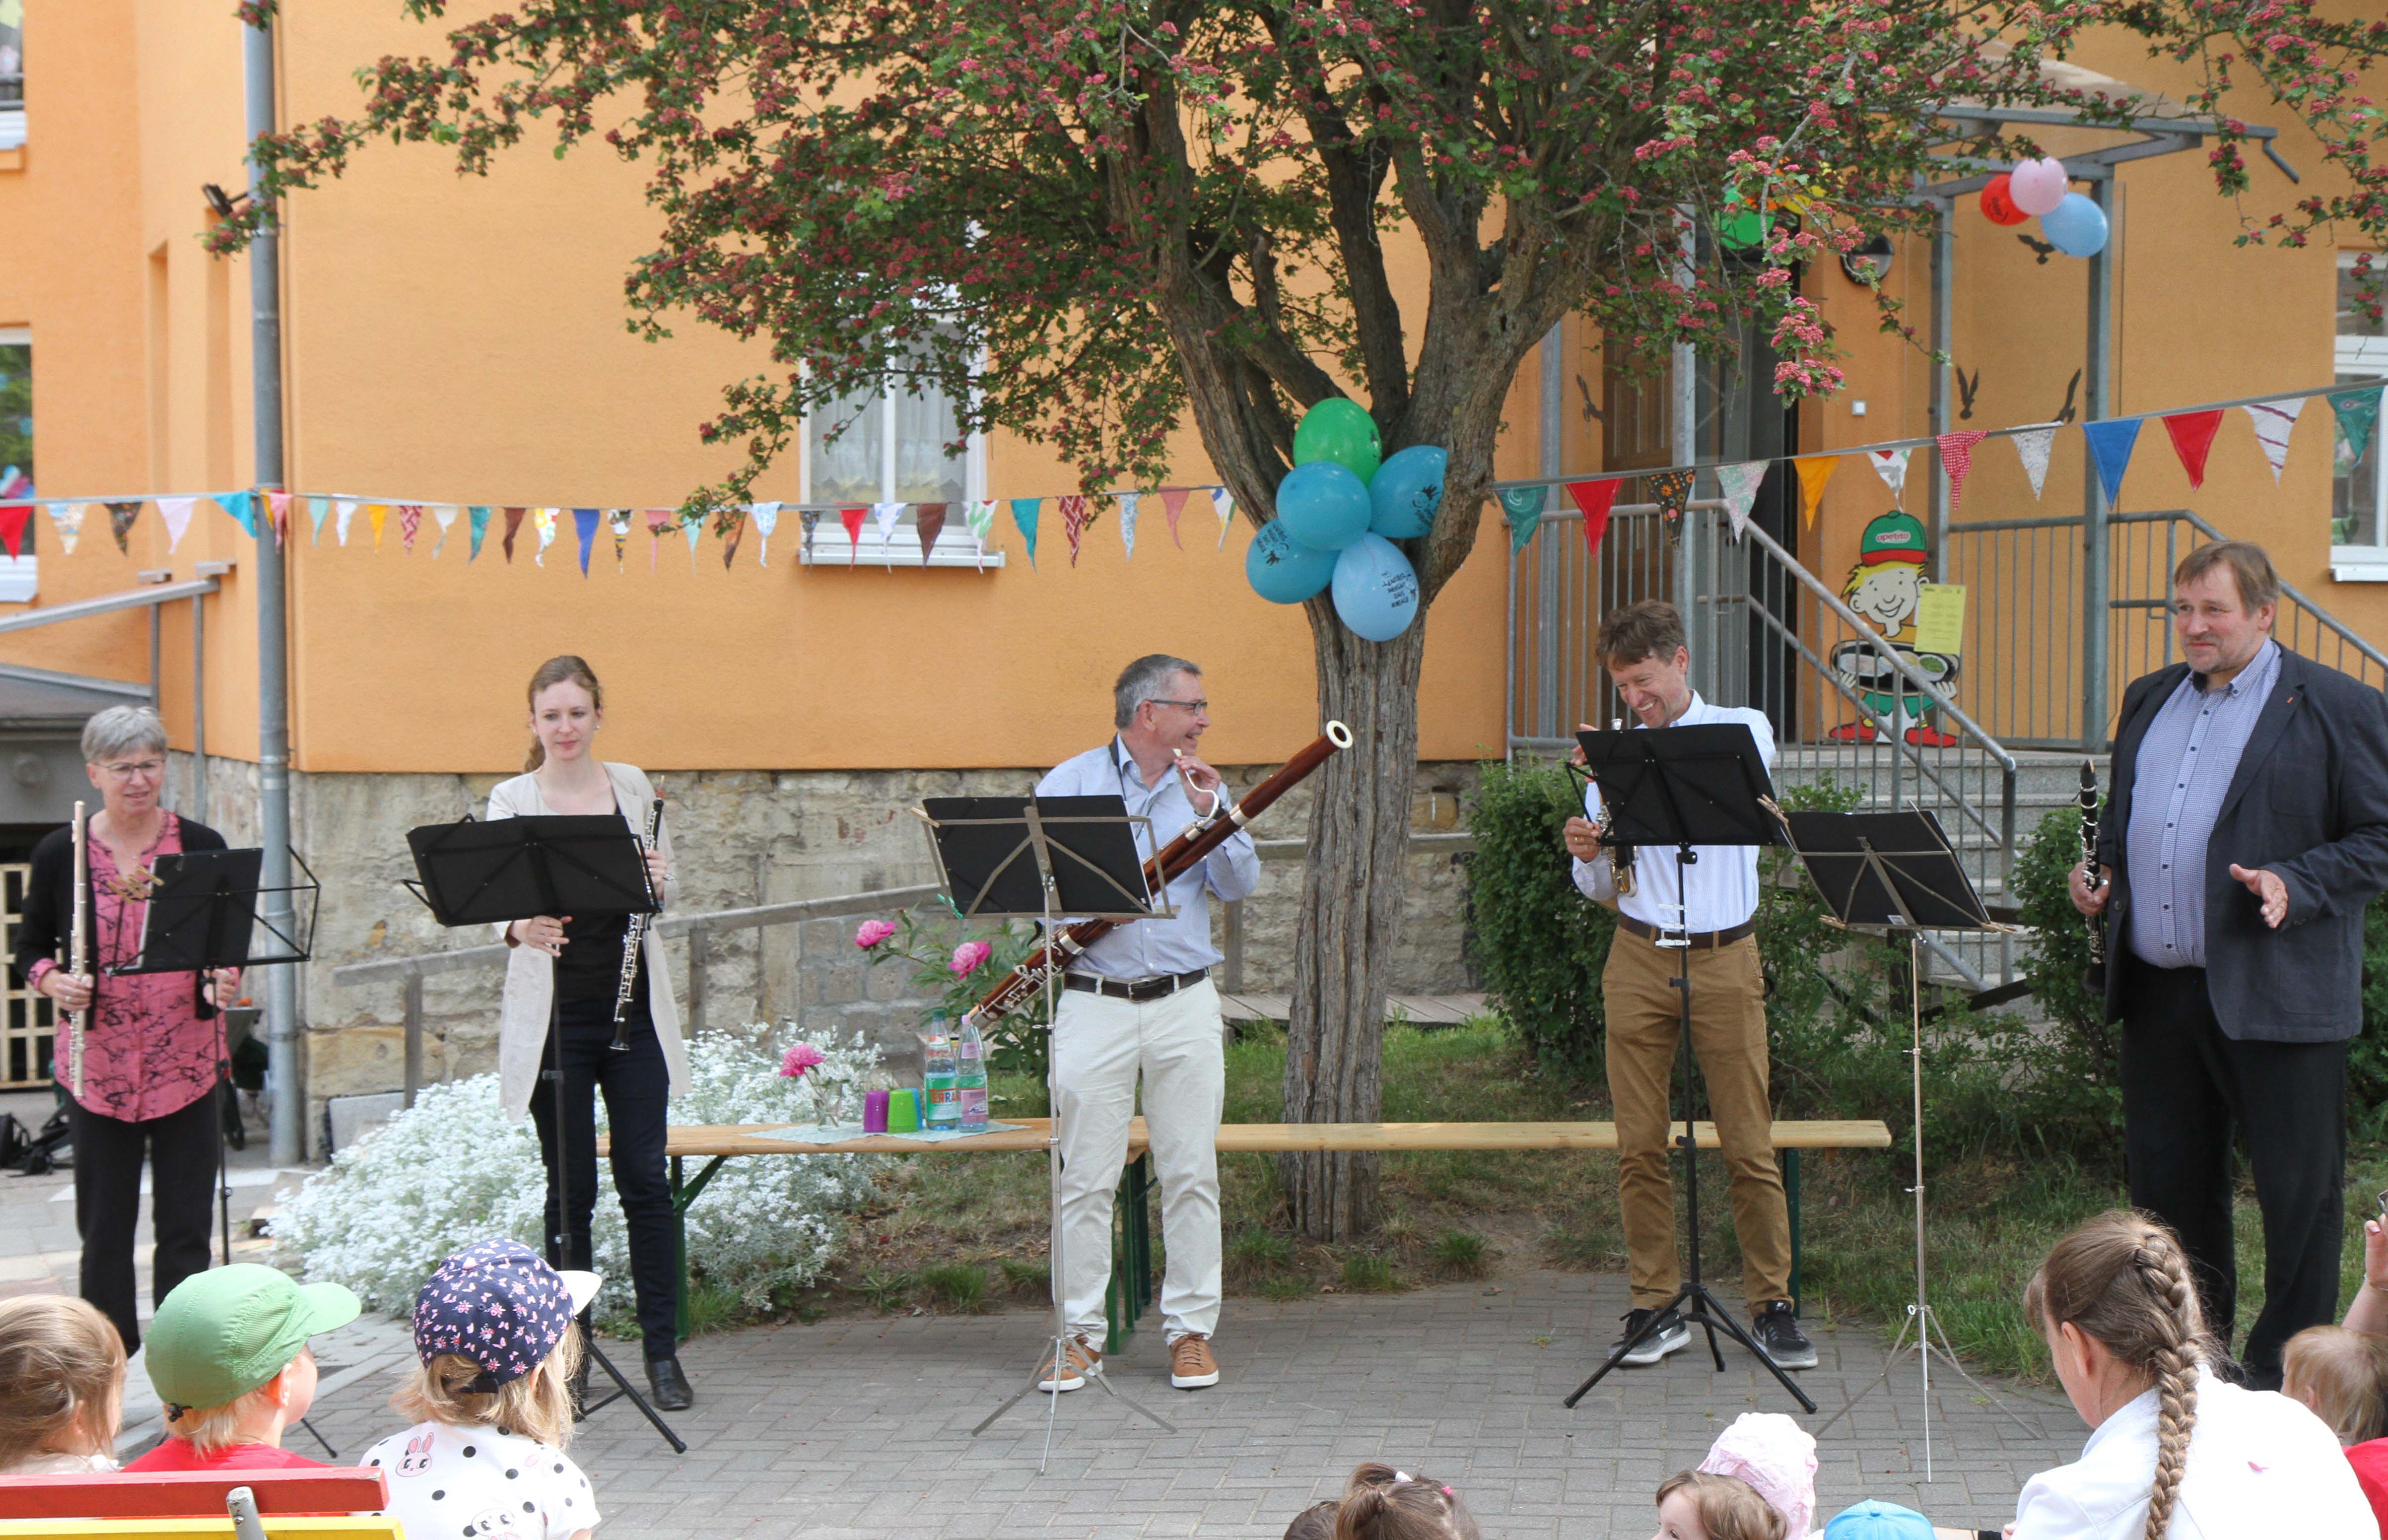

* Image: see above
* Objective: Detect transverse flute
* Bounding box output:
[611,790,666,1052]
[65,799,88,1098]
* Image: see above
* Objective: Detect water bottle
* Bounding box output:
[956,1017,989,1131]
[923,1025,960,1130]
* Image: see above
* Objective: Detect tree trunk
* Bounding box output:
[1276,612,1426,1240]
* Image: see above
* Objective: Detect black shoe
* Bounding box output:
[646,1354,693,1410]
[1612,1306,1690,1367]
[1753,1300,1817,1369]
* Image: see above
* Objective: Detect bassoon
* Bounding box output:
[963,721,1355,1025]
[2078,759,2107,992]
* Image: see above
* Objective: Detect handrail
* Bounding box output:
[0,575,220,636]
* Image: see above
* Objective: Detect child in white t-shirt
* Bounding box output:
[361,1240,604,1540]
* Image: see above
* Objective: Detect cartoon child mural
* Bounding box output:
[1829,510,1961,746]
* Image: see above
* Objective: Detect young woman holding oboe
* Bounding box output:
[486,655,693,1409]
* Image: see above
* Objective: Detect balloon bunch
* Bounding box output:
[1979,157,2108,258]
[1244,399,1445,643]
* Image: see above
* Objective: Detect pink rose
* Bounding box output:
[854,919,897,949]
[780,1042,826,1079]
[950,940,993,977]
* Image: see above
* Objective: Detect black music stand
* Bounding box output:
[404,815,685,1456]
[1560,724,1815,1414]
[1787,809,2032,1476]
[917,794,1177,1468]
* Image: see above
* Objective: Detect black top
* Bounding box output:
[12,813,230,1020]
[554,911,639,1003]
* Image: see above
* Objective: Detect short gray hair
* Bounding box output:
[81,705,167,765]
[1113,654,1201,730]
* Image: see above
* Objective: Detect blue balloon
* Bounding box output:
[1330,534,1421,642]
[1275,461,1373,551]
[1245,520,1337,604]
[1368,445,1446,539]
[2039,193,2109,258]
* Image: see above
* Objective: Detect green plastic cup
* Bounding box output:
[887,1087,920,1133]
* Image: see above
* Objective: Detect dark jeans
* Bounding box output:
[69,1088,219,1354]
[528,988,678,1362]
[2120,956,2348,1389]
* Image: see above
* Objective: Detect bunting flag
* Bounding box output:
[607,508,631,571]
[963,498,995,569]
[870,501,905,569]
[0,504,27,559]
[157,496,197,553]
[2160,410,2226,490]
[800,509,820,562]
[337,499,360,547]
[1793,454,1839,529]
[468,505,492,561]
[368,504,390,550]
[428,504,457,559]
[1058,494,1093,566]
[2243,399,2306,484]
[106,500,140,554]
[840,505,867,567]
[1210,486,1234,548]
[532,506,558,566]
[307,496,332,545]
[1711,462,1768,541]
[1867,448,1911,507]
[502,506,527,561]
[1499,486,1545,553]
[1010,497,1040,568]
[1117,492,1139,561]
[750,502,780,566]
[212,491,256,537]
[569,507,598,575]
[267,490,292,549]
[2330,384,2383,468]
[720,506,748,569]
[1161,487,1190,547]
[682,509,702,567]
[1936,431,1988,510]
[1566,480,1621,558]
[398,503,425,556]
[2082,416,2144,506]
[1647,469,1696,533]
[46,500,83,555]
[915,502,948,564]
[2010,424,2058,499]
[644,507,672,569]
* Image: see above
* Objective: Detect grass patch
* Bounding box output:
[916,1262,991,1314]
[1340,1253,1400,1293]
[852,1268,916,1313]
[999,1257,1050,1294]
[1433,1230,1491,1277]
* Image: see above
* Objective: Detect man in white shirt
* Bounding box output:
[1561,601,1813,1371]
[1031,654,1260,1396]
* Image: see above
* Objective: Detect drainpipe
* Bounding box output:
[1536,324,1562,740]
[244,13,302,1166]
[1671,216,1702,695]
[1929,202,1953,585]
[2081,175,2115,752]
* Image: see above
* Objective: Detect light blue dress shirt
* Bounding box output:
[1035,737,1262,980]
[2124,638,2281,969]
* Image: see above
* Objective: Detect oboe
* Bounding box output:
[610,791,666,1053]
[64,800,88,1098]
[2078,759,2106,992]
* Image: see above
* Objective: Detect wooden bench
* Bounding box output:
[641,1118,1892,1349]
[0,1470,395,1540]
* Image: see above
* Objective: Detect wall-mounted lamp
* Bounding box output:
[201,183,251,221]
[1841,234,1894,286]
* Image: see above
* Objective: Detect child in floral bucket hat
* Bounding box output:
[360,1240,605,1540]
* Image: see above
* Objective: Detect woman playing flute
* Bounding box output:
[486,655,693,1409]
[11,706,238,1353]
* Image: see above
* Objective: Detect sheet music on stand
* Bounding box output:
[117,846,320,974]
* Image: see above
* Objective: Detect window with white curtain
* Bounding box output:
[801,378,970,506]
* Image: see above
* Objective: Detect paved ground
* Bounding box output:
[0,1087,2077,1538]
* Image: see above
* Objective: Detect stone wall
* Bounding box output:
[166,751,1484,1154]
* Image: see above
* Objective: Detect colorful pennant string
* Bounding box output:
[751,502,780,566]
[0,505,28,560]
[1646,469,1695,533]
[106,500,140,554]
[2082,417,2144,506]
[914,502,947,565]
[1936,432,1987,510]
[1010,498,1040,568]
[1059,495,1093,566]
[2160,411,2226,490]
[399,503,425,556]
[1161,488,1189,548]
[2009,425,2057,500]
[571,507,599,575]
[1867,448,1910,507]
[2243,399,2305,484]
[1118,492,1139,561]
[840,506,867,568]
[2330,385,2383,467]
[468,505,491,561]
[1564,481,1620,559]
[1211,487,1234,549]
[502,506,526,561]
[1793,455,1839,529]
[1499,486,1546,553]
[157,496,196,553]
[1712,462,1768,541]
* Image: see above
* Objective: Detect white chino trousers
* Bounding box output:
[1051,977,1225,1345]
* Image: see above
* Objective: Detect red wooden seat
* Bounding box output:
[0,1471,387,1520]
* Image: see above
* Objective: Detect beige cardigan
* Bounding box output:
[484,762,691,1122]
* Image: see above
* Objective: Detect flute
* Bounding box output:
[611,790,666,1053]
[964,722,1355,1025]
[64,800,88,1097]
[2078,759,2106,990]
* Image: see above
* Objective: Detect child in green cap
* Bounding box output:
[123,1263,359,1472]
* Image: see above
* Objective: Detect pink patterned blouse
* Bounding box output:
[31,815,219,1122]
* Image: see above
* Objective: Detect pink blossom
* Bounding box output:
[950,940,993,977]
[780,1042,826,1079]
[854,919,897,949]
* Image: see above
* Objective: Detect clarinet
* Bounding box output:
[1596,718,1637,897]
[63,800,88,1097]
[2078,759,2106,993]
[611,791,666,1052]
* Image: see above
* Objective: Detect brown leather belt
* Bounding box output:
[1063,969,1210,1003]
[1615,915,1755,950]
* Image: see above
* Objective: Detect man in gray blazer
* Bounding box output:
[2073,539,2388,1387]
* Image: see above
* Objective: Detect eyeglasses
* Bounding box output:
[97,759,165,781]
[1146,698,1209,714]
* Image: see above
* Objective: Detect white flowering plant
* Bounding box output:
[272,1028,887,1327]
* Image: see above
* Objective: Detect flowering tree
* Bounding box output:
[224,0,2388,1237]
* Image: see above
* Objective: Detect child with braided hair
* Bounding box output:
[1331,1462,1479,1540]
[2012,1210,2371,1539]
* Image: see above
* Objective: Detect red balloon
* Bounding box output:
[1979,175,2029,226]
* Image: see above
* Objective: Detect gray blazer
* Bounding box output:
[2096,646,2388,1042]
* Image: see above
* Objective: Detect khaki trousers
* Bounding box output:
[1602,928,1792,1310]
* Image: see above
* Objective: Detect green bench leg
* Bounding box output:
[1785,1148,1802,1318]
[1104,1153,1155,1353]
[670,1154,730,1342]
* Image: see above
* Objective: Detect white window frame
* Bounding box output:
[0,324,35,602]
[796,365,995,569]
[2330,254,2388,580]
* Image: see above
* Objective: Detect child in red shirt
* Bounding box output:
[123,1264,358,1473]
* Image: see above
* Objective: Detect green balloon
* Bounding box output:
[1294,398,1382,483]
[1720,207,1767,250]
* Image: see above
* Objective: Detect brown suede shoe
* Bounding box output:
[1168,1332,1220,1390]
[1036,1333,1102,1393]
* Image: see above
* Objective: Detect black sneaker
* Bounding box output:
[1753,1300,1817,1369]
[1612,1306,1690,1367]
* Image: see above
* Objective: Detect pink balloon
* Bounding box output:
[2008,157,2068,217]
